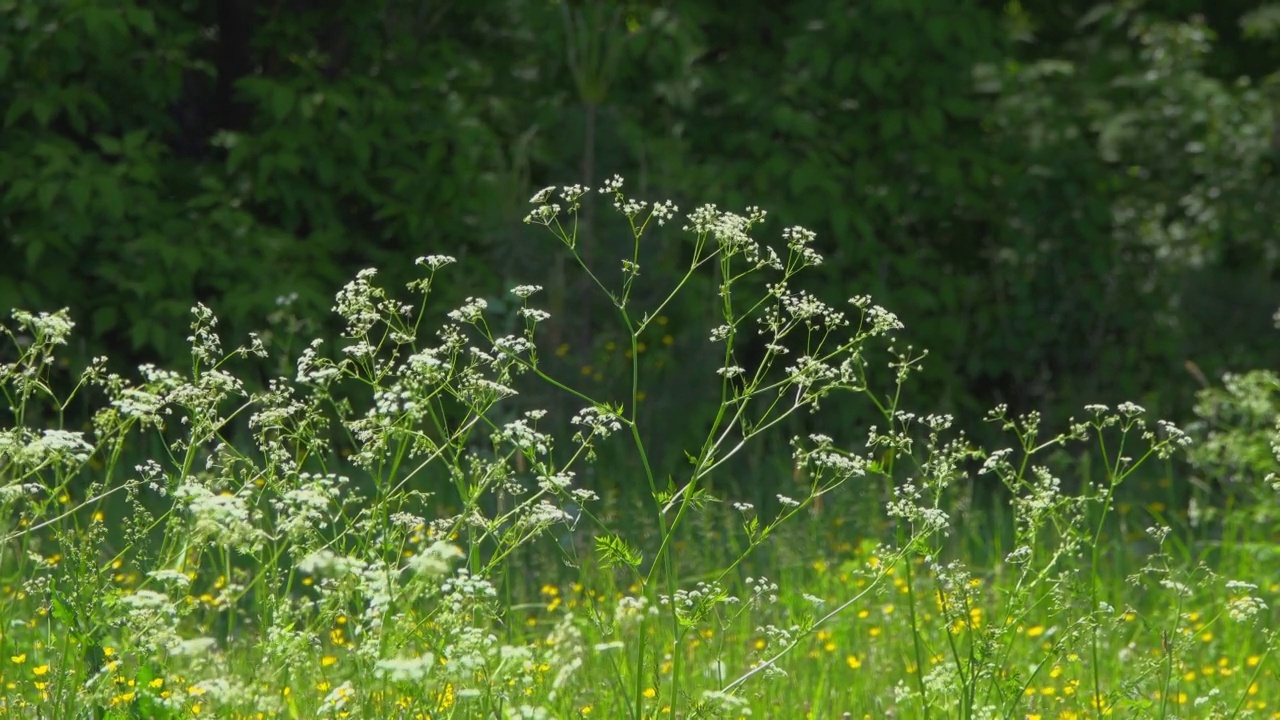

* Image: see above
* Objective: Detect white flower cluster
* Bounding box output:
[174,482,261,551]
[405,540,464,580]
[0,428,94,470]
[1225,580,1268,622]
[447,297,488,324]
[744,575,780,605]
[886,481,951,536]
[493,416,553,456]
[793,433,868,479]
[570,405,623,439]
[10,308,75,345]
[332,268,384,337]
[375,652,437,682]
[782,225,822,266]
[415,254,456,270]
[684,204,774,267]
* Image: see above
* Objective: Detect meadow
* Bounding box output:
[1,180,1277,719]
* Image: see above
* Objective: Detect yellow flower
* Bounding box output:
[1025,625,1045,638]
[10,654,26,664]
[846,655,862,670]
[643,687,657,699]
[33,664,48,676]
[321,656,338,668]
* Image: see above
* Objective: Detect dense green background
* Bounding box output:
[2,0,1278,472]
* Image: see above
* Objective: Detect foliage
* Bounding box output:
[0,0,512,364]
[3,1,1278,469]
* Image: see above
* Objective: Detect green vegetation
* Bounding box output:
[3,1,1280,718]
[1,183,1278,718]
[2,1,1278,447]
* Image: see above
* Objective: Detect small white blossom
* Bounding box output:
[415,255,456,270]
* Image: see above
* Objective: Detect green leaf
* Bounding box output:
[130,318,154,350]
[125,7,157,35]
[270,85,296,121]
[594,533,642,568]
[50,590,76,629]
[832,56,856,87]
[67,176,92,212]
[122,129,150,154]
[82,7,129,46]
[860,63,885,93]
[8,178,35,202]
[92,305,119,335]
[36,181,59,210]
[95,175,125,220]
[3,96,26,126]
[880,111,902,140]
[31,97,55,127]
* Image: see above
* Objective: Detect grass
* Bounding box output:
[1,178,1278,719]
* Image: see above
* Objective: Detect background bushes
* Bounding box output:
[2,0,1278,476]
